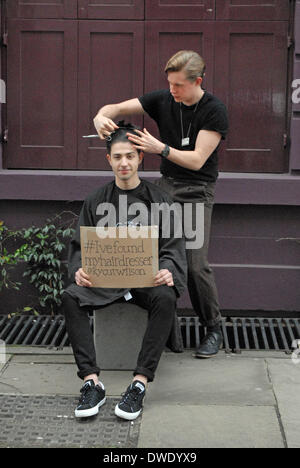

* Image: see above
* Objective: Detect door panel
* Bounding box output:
[216,0,290,21]
[78,21,144,170]
[145,0,215,20]
[6,20,77,169]
[7,0,77,18]
[214,22,288,172]
[4,4,291,174]
[78,0,144,19]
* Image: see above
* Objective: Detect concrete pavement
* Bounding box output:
[0,346,299,448]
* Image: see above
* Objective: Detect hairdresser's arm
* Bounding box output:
[127,128,222,171]
[93,98,144,139]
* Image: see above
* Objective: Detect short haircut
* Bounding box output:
[165,50,206,82]
[106,121,141,154]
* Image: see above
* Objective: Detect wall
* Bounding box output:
[1,196,300,315]
[1,0,300,315]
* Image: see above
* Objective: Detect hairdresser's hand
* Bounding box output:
[93,114,119,139]
[127,128,165,154]
[154,269,174,287]
[75,268,92,287]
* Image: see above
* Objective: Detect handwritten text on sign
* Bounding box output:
[80,226,159,288]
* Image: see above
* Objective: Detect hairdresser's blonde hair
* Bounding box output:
[165,50,206,82]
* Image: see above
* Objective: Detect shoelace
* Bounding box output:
[79,383,94,405]
[121,387,142,405]
[202,333,219,345]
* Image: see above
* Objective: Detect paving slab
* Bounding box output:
[0,361,134,397]
[0,355,11,372]
[100,370,136,396]
[147,352,275,406]
[0,349,295,449]
[11,354,76,364]
[8,354,136,395]
[266,358,300,448]
[6,346,73,355]
[0,363,79,395]
[138,405,284,448]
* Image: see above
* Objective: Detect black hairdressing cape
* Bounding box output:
[65,179,187,308]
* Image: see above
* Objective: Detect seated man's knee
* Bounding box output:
[152,285,177,310]
[61,291,76,318]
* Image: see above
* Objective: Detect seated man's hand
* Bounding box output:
[75,268,92,288]
[154,269,174,287]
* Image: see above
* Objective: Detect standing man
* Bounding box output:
[93,50,228,358]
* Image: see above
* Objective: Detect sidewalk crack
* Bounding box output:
[265,359,288,448]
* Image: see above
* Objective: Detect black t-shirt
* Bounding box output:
[139,89,228,182]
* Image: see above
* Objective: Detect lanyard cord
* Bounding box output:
[180,100,200,141]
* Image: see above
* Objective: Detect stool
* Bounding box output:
[93,302,148,370]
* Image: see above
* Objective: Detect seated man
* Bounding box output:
[62,122,187,421]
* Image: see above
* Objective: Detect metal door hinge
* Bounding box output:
[287,35,293,49]
[283,133,288,148]
[2,128,8,143]
[2,32,7,47]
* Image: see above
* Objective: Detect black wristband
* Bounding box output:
[160,144,170,158]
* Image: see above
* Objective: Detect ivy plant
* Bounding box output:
[22,212,76,315]
[0,220,28,292]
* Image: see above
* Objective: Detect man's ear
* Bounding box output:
[138,152,144,165]
[196,76,203,87]
[106,153,112,166]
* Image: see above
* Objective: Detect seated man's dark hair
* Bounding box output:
[106,120,141,154]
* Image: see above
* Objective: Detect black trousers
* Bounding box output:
[155,176,221,328]
[62,285,177,383]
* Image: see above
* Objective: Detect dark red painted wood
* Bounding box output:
[213,265,300,311]
[216,0,290,21]
[7,0,77,18]
[146,0,215,20]
[214,21,288,173]
[0,3,2,169]
[143,21,215,170]
[6,19,77,169]
[78,0,144,19]
[290,1,300,170]
[4,2,291,174]
[77,21,144,170]
[209,237,300,267]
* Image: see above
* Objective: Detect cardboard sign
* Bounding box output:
[80,226,159,288]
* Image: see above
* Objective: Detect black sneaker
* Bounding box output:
[115,380,145,421]
[194,331,223,358]
[75,379,106,418]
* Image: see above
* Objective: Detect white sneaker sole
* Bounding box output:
[114,404,142,421]
[75,396,106,418]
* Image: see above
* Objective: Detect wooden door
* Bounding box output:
[7,19,78,169]
[216,0,290,21]
[77,21,144,170]
[214,21,289,172]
